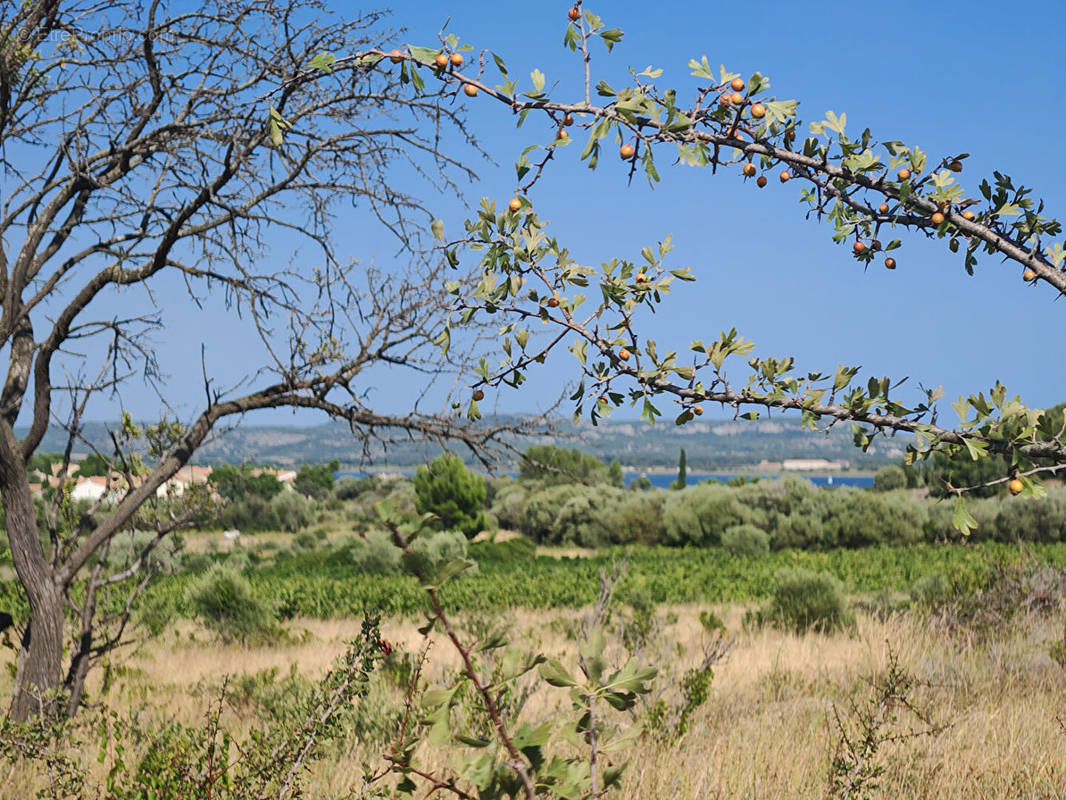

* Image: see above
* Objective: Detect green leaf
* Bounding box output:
[309,52,336,72]
[430,219,444,242]
[687,55,714,80]
[539,659,578,687]
[952,495,978,536]
[530,68,546,94]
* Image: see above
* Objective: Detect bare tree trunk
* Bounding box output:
[0,422,64,721]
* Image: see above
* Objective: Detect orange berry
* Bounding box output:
[562,113,574,126]
[750,103,766,119]
[853,241,867,254]
[547,297,560,307]
[1023,268,1037,281]
[719,93,732,106]
[556,128,569,140]
[635,272,647,283]
[434,53,449,69]
[619,143,636,159]
[742,163,757,177]
[779,170,791,182]
[948,159,963,172]
[618,348,631,361]
[450,52,463,67]
[897,167,911,181]
[463,83,478,97]
[568,6,581,21]
[884,257,896,270]
[962,210,976,221]
[693,405,704,416]
[931,212,945,225]
[730,78,746,92]
[878,203,890,214]
[508,198,522,213]
[472,389,484,401]
[730,92,744,105]
[1009,478,1024,495]
[388,49,404,63]
[756,175,767,188]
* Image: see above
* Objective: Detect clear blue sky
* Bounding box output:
[77,0,1066,428]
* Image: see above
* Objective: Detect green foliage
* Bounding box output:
[269,490,314,533]
[518,444,622,487]
[293,460,339,500]
[412,453,488,539]
[76,453,110,477]
[350,530,403,575]
[721,523,770,556]
[662,483,761,546]
[334,474,381,500]
[872,464,908,492]
[669,447,687,490]
[405,530,472,580]
[123,539,1066,621]
[183,564,280,644]
[208,464,283,501]
[750,567,855,634]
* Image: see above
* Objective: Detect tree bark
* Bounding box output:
[0,421,64,721]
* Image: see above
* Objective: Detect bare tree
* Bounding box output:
[0,0,525,721]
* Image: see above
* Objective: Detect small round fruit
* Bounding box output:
[962,210,976,221]
[547,296,560,307]
[730,91,744,105]
[450,52,463,67]
[557,128,569,140]
[931,211,945,225]
[948,159,963,172]
[568,6,581,21]
[434,53,449,69]
[693,405,704,416]
[730,77,746,92]
[756,175,767,188]
[463,83,478,97]
[1023,268,1037,281]
[779,170,791,182]
[897,167,912,181]
[472,389,485,401]
[742,163,757,177]
[884,257,896,270]
[750,103,766,119]
[853,241,867,254]
[508,198,522,213]
[619,143,636,159]
[719,93,732,106]
[1009,478,1024,496]
[635,272,647,283]
[878,203,890,214]
[618,348,631,361]
[562,113,574,126]
[388,49,404,63]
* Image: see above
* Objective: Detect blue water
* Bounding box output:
[631,472,873,489]
[335,470,874,489]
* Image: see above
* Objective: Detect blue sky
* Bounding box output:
[69,0,1066,428]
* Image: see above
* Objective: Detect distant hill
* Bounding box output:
[24,414,902,471]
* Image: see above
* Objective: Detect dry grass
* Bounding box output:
[2,604,1065,798]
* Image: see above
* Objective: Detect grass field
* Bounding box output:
[2,539,1065,798]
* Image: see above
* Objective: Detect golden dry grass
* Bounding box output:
[3,604,1065,798]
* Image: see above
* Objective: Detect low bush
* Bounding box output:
[749,567,855,633]
[721,524,770,556]
[184,563,281,644]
